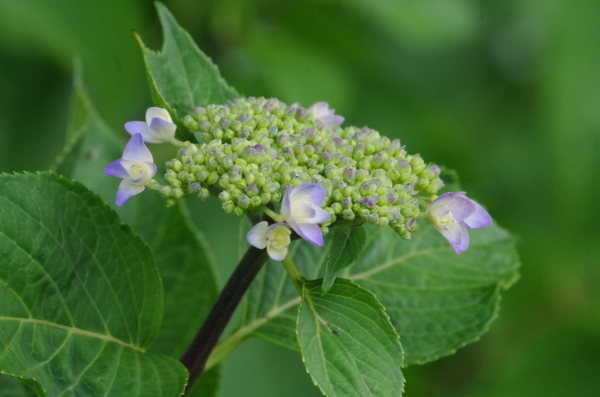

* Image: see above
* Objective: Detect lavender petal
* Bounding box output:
[462,201,492,229]
[145,107,172,125]
[122,133,153,163]
[115,180,145,206]
[247,221,268,249]
[103,159,129,178]
[124,121,150,137]
[289,220,324,247]
[149,117,177,142]
[290,183,326,206]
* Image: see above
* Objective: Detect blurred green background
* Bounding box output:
[1,0,599,396]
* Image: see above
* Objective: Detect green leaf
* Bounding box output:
[224,221,518,367]
[54,68,222,396]
[0,172,187,396]
[147,201,219,358]
[322,225,366,293]
[350,223,519,365]
[135,2,238,140]
[298,279,404,397]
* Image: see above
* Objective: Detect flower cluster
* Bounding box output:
[161,97,444,239]
[104,101,492,255]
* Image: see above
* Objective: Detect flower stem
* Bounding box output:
[180,245,269,393]
[281,255,304,295]
[262,207,285,222]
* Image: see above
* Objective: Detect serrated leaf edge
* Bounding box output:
[296,278,405,397]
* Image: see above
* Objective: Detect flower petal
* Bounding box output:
[247,221,269,249]
[122,134,153,163]
[145,107,172,125]
[124,121,151,138]
[438,221,469,254]
[280,185,293,219]
[288,220,324,247]
[149,117,177,142]
[103,159,129,178]
[310,102,332,119]
[462,200,492,229]
[319,114,344,129]
[309,205,331,223]
[267,245,288,261]
[115,179,145,206]
[289,183,326,206]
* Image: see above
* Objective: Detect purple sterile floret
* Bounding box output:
[281,183,330,247]
[103,133,157,207]
[427,192,492,254]
[308,102,344,130]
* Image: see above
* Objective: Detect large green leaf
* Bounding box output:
[223,221,518,366]
[0,172,186,396]
[135,2,238,140]
[53,70,221,396]
[298,278,404,397]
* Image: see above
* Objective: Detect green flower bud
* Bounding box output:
[207,171,220,185]
[238,194,251,209]
[222,200,235,213]
[172,188,184,199]
[159,187,172,198]
[198,188,210,201]
[249,196,261,207]
[233,207,245,217]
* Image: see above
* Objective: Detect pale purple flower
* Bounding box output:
[125,107,177,143]
[281,184,331,247]
[307,102,344,130]
[247,222,292,261]
[427,192,492,254]
[104,134,157,206]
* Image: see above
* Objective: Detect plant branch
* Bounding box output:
[180,245,269,393]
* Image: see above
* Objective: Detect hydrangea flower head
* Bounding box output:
[125,107,177,143]
[104,133,157,206]
[427,192,492,254]
[247,222,292,261]
[281,184,330,247]
[171,97,444,236]
[307,101,344,130]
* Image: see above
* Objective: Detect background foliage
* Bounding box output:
[1,0,599,396]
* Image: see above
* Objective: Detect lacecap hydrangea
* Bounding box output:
[158,97,444,239]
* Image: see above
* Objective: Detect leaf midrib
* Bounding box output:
[0,316,144,352]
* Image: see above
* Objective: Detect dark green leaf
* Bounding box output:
[322,224,366,293]
[135,2,238,140]
[147,201,219,358]
[298,278,404,397]
[0,172,187,396]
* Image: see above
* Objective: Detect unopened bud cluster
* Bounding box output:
[161,97,443,238]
